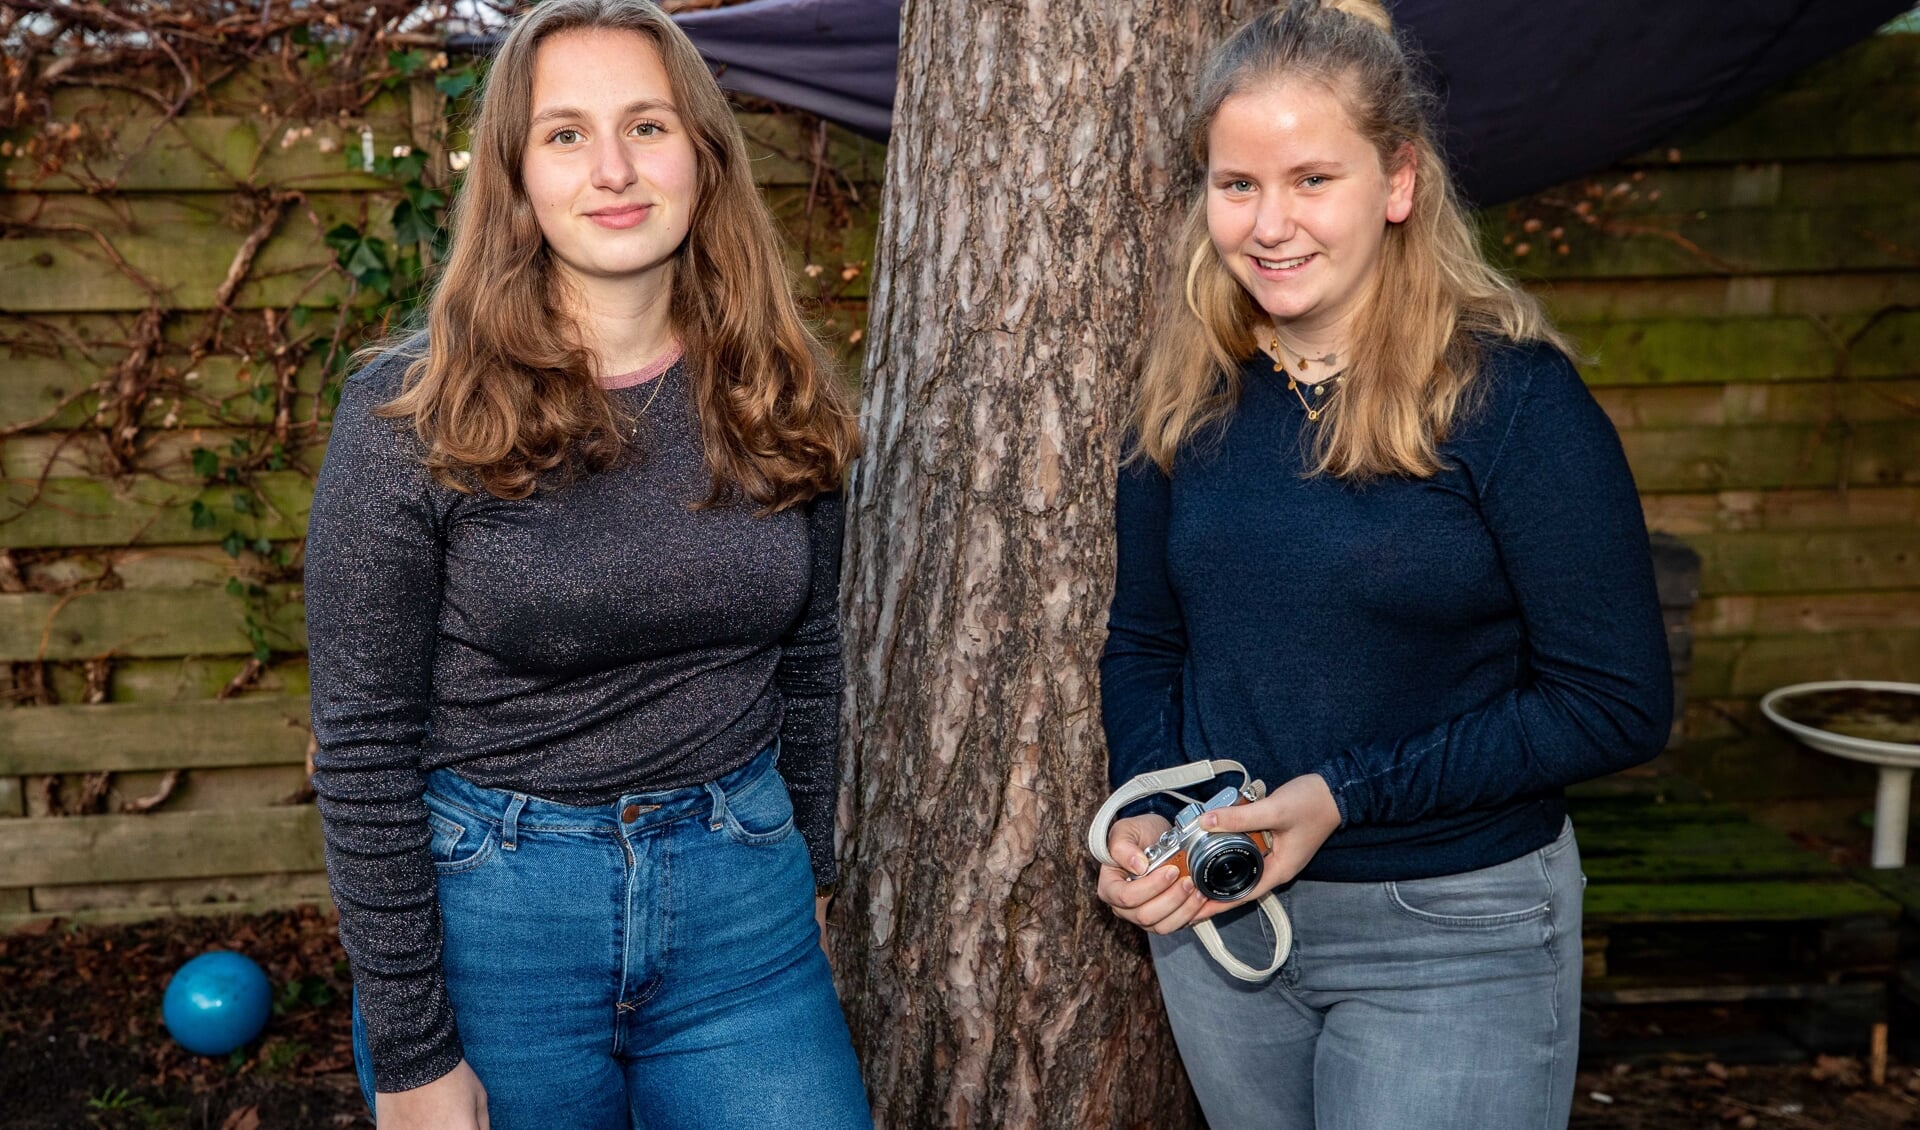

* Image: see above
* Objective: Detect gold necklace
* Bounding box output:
[625,364,669,439]
[1269,337,1341,422]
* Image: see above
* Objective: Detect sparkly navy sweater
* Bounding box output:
[1100,338,1672,882]
[304,349,844,1092]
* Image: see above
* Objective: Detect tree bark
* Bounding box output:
[833,3,1258,1126]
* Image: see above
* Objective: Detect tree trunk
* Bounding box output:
[833,3,1257,1126]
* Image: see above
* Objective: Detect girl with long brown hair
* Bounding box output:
[302,2,869,1127]
[1094,2,1671,1125]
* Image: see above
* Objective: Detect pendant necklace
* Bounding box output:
[1269,337,1342,422]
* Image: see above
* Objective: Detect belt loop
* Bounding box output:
[502,793,528,851]
[703,781,727,831]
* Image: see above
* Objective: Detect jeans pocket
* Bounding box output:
[423,793,497,874]
[1386,848,1555,927]
[720,767,797,847]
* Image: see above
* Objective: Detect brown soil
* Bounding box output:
[3,908,1918,1127]
[1572,1058,1920,1129]
[0,907,365,1129]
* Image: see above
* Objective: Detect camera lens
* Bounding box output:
[1191,836,1262,901]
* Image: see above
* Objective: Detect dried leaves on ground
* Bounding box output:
[1574,1056,1920,1129]
[0,907,364,1129]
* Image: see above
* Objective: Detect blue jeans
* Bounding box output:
[351,745,872,1129]
[1149,820,1584,1130]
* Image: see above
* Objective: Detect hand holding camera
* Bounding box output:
[1186,772,1342,927]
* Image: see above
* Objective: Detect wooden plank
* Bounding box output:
[1491,203,1920,280]
[0,350,331,434]
[736,114,887,188]
[1767,34,1920,90]
[1695,591,1920,637]
[0,471,313,549]
[49,656,311,705]
[1,429,327,480]
[1596,379,1920,429]
[0,805,323,887]
[1577,822,1844,882]
[1584,879,1900,924]
[23,765,312,816]
[0,888,331,933]
[1855,866,1920,920]
[1535,272,1920,322]
[6,111,880,195]
[1641,486,1920,536]
[13,546,265,592]
[0,187,862,313]
[0,192,383,314]
[0,778,22,818]
[1521,161,1920,217]
[1569,801,1746,827]
[1682,527,1920,595]
[0,585,305,661]
[0,696,310,775]
[1690,629,1920,698]
[1638,83,1920,163]
[1620,421,1920,493]
[3,114,401,194]
[28,871,331,915]
[1565,312,1919,387]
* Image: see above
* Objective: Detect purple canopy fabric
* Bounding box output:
[672,0,1909,204]
[676,0,901,138]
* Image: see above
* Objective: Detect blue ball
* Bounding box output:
[162,951,272,1056]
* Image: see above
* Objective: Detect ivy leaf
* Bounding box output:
[434,70,478,98]
[191,448,220,479]
[232,492,252,515]
[190,499,216,530]
[252,538,273,557]
[251,383,274,404]
[391,200,437,248]
[228,437,250,457]
[221,531,245,558]
[226,577,244,597]
[389,49,428,76]
[403,183,445,212]
[289,305,312,331]
[345,238,387,279]
[324,224,362,257]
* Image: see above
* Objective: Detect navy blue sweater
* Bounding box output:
[1101,339,1672,882]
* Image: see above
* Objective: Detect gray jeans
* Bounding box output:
[1149,820,1583,1130]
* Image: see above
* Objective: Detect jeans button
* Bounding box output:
[621,803,641,823]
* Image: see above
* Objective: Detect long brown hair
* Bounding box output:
[1134,0,1569,478]
[377,0,857,508]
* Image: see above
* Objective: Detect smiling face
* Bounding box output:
[521,28,698,298]
[1205,78,1415,349]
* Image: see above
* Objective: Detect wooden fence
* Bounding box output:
[1507,31,1920,818]
[0,66,880,929]
[0,30,1912,928]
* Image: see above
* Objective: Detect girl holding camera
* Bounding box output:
[1096,1,1671,1126]
[303,2,869,1127]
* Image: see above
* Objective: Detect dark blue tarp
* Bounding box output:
[671,0,1910,205]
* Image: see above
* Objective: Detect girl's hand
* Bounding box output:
[1190,773,1342,924]
[375,1058,489,1129]
[1095,814,1212,935]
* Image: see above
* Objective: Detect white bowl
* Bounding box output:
[1759,680,1920,768]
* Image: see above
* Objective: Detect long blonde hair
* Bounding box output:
[1134,0,1568,478]
[378,0,857,508]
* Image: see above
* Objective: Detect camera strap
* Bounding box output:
[1086,759,1292,982]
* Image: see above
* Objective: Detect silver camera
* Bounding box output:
[1138,782,1270,902]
